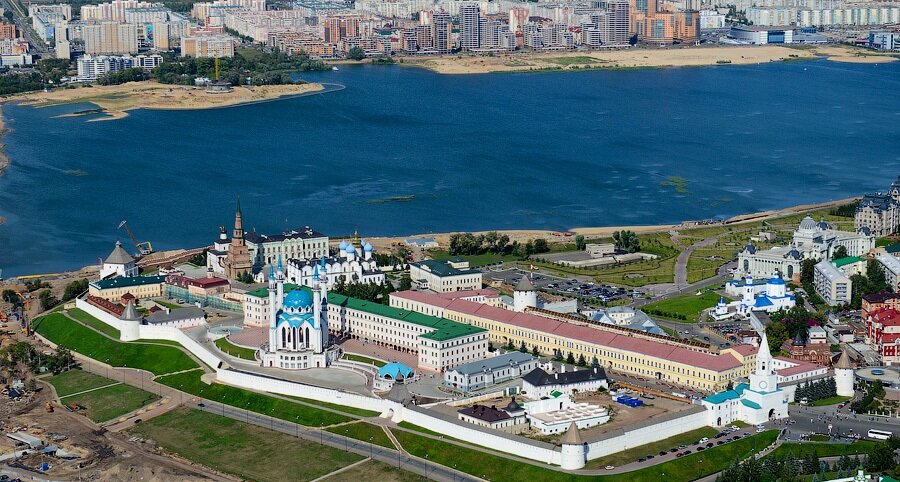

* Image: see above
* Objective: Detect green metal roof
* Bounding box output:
[245,284,301,298]
[411,259,479,277]
[703,383,748,404]
[740,399,762,409]
[91,275,166,290]
[328,292,485,342]
[833,256,863,268]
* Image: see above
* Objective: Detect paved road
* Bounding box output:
[671,232,720,289]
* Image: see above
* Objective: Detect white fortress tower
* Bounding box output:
[119,300,141,342]
[835,349,855,397]
[513,274,537,312]
[559,422,586,470]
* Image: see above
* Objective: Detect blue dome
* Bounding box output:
[364,243,373,252]
[768,277,786,285]
[346,245,356,254]
[283,289,313,310]
[378,362,414,380]
[339,241,348,249]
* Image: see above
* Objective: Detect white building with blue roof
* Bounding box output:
[702,333,789,426]
[259,256,341,370]
[713,274,796,321]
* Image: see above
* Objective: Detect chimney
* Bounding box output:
[554,373,558,380]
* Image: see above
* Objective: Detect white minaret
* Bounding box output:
[276,255,284,310]
[749,333,778,393]
[559,422,586,470]
[513,274,537,312]
[268,264,278,350]
[119,300,142,342]
[835,349,855,397]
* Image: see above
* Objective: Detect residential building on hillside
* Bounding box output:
[878,253,900,290]
[856,177,900,237]
[814,260,852,306]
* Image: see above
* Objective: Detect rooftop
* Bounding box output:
[458,404,510,423]
[522,367,606,387]
[245,283,301,298]
[91,275,166,291]
[244,227,327,244]
[447,351,536,376]
[330,293,486,342]
[411,259,480,277]
[832,256,864,268]
[144,306,206,325]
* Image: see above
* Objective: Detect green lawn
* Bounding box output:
[392,426,778,482]
[585,426,719,469]
[62,383,159,423]
[155,370,353,427]
[643,291,725,322]
[129,407,364,482]
[318,459,427,482]
[542,56,601,66]
[428,250,521,268]
[67,308,120,338]
[154,300,182,310]
[768,440,881,459]
[33,313,199,375]
[326,421,395,449]
[808,395,851,407]
[342,353,386,367]
[214,336,257,360]
[45,369,118,397]
[285,395,380,418]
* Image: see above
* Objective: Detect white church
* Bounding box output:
[702,333,789,426]
[258,257,341,370]
[712,274,796,320]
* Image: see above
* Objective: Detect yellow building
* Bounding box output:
[392,291,754,392]
[88,275,165,301]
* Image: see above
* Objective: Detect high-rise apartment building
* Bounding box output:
[83,22,139,54]
[431,10,451,53]
[459,3,481,50]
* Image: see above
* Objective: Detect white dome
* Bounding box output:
[798,215,816,232]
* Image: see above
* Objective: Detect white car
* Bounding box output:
[756,427,765,433]
[699,437,709,444]
[729,425,739,432]
[605,465,615,470]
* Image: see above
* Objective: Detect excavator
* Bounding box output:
[117,220,154,256]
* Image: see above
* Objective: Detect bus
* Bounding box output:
[867,429,893,440]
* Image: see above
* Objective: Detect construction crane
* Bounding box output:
[117,220,154,256]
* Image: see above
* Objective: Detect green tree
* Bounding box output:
[347,47,366,60]
[832,245,848,259]
[62,279,90,302]
[866,444,896,472]
[591,356,599,368]
[532,238,549,253]
[2,289,20,304]
[553,349,563,362]
[531,346,539,357]
[575,234,586,250]
[566,351,575,364]
[577,354,586,366]
[766,321,789,355]
[38,289,58,310]
[868,259,890,292]
[801,258,817,286]
[519,341,527,353]
[613,230,640,253]
[398,272,412,291]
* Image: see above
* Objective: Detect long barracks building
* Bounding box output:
[391,290,754,391]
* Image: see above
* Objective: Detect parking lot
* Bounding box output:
[485,268,638,305]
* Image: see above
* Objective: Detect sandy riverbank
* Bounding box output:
[403,45,817,74]
[11,81,325,121]
[402,44,896,74]
[364,196,860,251]
[815,45,898,64]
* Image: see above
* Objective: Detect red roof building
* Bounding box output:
[867,308,900,364]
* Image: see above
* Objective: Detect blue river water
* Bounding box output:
[0,58,899,276]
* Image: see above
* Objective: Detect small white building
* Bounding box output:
[521,366,608,399]
[524,393,610,434]
[443,351,539,393]
[144,306,207,329]
[410,258,483,293]
[100,241,138,279]
[457,401,528,431]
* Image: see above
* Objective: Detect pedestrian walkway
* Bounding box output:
[310,457,372,482]
[58,382,122,399]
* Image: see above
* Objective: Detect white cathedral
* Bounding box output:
[258,257,341,370]
[702,333,789,426]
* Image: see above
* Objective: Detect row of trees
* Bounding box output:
[0,342,78,382]
[849,259,892,309]
[331,279,396,305]
[715,442,897,482]
[96,67,150,85]
[766,305,825,354]
[2,278,88,311]
[795,377,837,403]
[447,232,551,258]
[152,49,327,86]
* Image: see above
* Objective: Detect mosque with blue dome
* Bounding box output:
[258,257,341,370]
[286,234,384,289]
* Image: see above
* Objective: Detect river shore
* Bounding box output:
[401,44,894,74]
[10,81,325,121]
[364,196,861,251]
